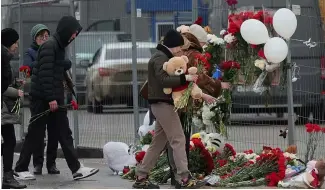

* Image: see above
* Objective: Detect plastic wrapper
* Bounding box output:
[253,71,268,94]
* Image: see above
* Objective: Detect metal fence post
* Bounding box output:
[192,0,198,22]
[286,0,295,146]
[131,0,140,141]
[69,0,79,147]
[18,0,25,141]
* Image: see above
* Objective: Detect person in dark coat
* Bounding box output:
[1,28,27,189]
[23,24,60,175]
[14,16,99,181]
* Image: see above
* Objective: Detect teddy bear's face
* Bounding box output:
[163,56,189,76]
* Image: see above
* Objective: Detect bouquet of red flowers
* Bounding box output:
[189,138,215,175]
[304,123,325,162]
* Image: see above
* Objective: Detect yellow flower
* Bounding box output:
[191,133,201,139]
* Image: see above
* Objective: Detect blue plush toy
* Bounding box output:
[212,66,222,79]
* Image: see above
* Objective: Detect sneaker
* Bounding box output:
[175,177,206,189]
[2,171,27,189]
[132,177,160,189]
[73,165,99,180]
[14,171,36,181]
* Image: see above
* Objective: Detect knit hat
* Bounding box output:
[1,28,19,48]
[189,24,208,43]
[163,29,184,48]
[30,24,50,41]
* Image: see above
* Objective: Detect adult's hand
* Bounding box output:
[18,90,24,97]
[185,74,198,82]
[221,82,231,89]
[49,100,58,112]
[202,93,217,104]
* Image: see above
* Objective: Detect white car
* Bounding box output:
[83,42,157,113]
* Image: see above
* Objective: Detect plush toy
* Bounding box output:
[103,142,137,175]
[305,159,325,188]
[138,111,155,138]
[162,56,203,105]
[176,25,190,34]
[191,131,225,153]
[200,131,225,153]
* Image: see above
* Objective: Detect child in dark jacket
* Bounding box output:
[23,24,50,70]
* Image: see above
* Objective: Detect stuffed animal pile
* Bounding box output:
[103,142,137,175]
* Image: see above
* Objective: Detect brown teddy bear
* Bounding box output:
[162,56,203,105]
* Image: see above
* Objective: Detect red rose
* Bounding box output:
[71,100,79,110]
[244,149,254,154]
[250,44,258,49]
[194,16,203,26]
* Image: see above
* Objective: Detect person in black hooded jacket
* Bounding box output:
[14,16,99,181]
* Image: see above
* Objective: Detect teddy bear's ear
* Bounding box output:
[163,62,168,71]
[181,55,189,63]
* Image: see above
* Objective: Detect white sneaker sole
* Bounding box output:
[73,168,99,180]
[14,175,36,181]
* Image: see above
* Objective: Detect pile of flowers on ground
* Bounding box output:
[120,129,306,187]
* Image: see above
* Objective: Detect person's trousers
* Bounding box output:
[32,119,58,169]
[136,102,190,180]
[167,112,191,184]
[15,99,80,173]
[1,124,16,173]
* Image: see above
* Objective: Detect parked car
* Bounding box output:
[83,42,157,113]
[68,31,131,103]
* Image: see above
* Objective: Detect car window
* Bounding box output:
[105,47,153,60]
[75,34,118,55]
[92,48,102,64]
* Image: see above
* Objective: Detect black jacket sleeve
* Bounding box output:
[38,42,56,102]
[1,53,12,95]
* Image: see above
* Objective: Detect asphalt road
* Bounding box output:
[15,108,325,160]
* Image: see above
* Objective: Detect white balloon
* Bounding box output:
[240,19,269,45]
[273,8,297,39]
[264,37,288,64]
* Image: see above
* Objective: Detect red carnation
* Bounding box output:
[258,49,266,59]
[205,52,212,60]
[194,16,203,26]
[71,100,79,110]
[321,127,325,133]
[135,151,146,163]
[305,123,314,133]
[224,143,236,156]
[217,159,228,167]
[313,124,322,132]
[225,0,238,6]
[244,149,254,154]
[19,65,31,77]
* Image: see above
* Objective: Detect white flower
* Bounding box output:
[283,152,297,160]
[220,29,227,36]
[254,59,266,70]
[192,117,203,127]
[224,33,236,44]
[207,34,225,46]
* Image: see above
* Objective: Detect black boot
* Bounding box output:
[47,165,60,174]
[33,165,42,175]
[2,171,27,189]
